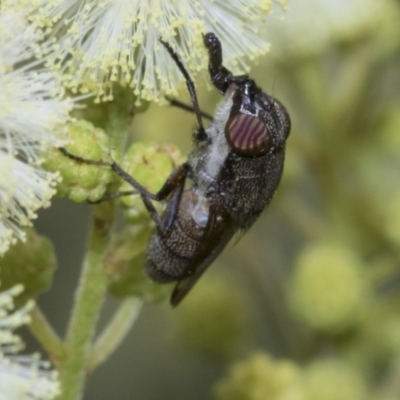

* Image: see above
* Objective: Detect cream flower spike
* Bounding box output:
[0,9,74,161]
[0,9,75,254]
[0,285,60,400]
[13,0,287,104]
[0,154,58,255]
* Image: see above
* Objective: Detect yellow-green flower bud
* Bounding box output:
[173,274,250,356]
[214,352,301,400]
[289,242,369,334]
[107,225,169,303]
[0,228,56,306]
[119,142,184,223]
[301,359,368,400]
[43,120,115,202]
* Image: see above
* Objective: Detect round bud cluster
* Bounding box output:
[43,120,115,202]
[289,242,369,334]
[214,352,300,400]
[0,228,56,306]
[107,225,170,303]
[119,142,184,223]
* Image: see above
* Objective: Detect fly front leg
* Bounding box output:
[165,96,213,121]
[59,147,189,231]
[203,32,251,94]
[159,38,206,139]
[203,32,233,94]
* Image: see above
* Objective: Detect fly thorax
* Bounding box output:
[202,88,235,182]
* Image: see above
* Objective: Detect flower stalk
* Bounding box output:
[29,305,66,366]
[59,202,116,400]
[88,297,143,372]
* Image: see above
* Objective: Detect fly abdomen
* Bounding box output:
[146,236,193,282]
[145,190,207,282]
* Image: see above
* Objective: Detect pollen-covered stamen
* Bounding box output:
[11,0,288,104]
[225,113,272,156]
[0,284,61,399]
[0,9,77,254]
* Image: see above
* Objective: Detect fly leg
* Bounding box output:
[159,38,206,140]
[165,96,213,121]
[203,32,249,93]
[164,96,213,142]
[59,147,138,202]
[59,147,188,233]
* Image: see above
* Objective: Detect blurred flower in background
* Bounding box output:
[0,284,60,400]
[215,354,369,400]
[0,9,75,255]
[265,0,399,59]
[289,242,370,334]
[214,352,301,400]
[7,0,287,103]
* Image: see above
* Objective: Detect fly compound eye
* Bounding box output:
[225,113,272,156]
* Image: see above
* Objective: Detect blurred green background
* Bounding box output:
[28,0,400,399]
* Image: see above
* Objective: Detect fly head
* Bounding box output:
[204,32,291,157]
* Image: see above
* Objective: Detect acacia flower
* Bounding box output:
[15,0,287,103]
[0,9,75,255]
[0,284,60,400]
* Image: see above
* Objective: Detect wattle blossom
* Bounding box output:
[12,0,287,103]
[0,9,75,255]
[0,285,60,400]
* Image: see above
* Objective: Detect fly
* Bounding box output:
[61,32,291,306]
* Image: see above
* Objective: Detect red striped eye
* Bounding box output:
[225,113,272,156]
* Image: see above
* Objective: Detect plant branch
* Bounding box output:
[88,297,143,371]
[59,202,115,400]
[29,304,66,365]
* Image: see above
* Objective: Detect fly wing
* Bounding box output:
[170,205,236,307]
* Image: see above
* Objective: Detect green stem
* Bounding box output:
[88,297,142,371]
[29,305,66,365]
[59,203,115,400]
